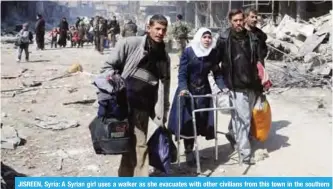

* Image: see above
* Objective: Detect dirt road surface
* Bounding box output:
[1,42,332,176]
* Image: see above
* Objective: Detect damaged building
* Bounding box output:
[177,1,332,28]
[1,1,96,32]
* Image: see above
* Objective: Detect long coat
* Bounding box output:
[168,47,225,140]
[58,20,69,46]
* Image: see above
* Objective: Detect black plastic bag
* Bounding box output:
[148,127,177,174]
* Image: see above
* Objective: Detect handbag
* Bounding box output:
[89,116,131,155]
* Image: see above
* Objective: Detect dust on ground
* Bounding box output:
[1,42,332,176]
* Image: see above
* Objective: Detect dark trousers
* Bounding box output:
[77,40,84,48]
[50,38,57,48]
[184,139,194,152]
[36,32,45,50]
[99,35,105,52]
[17,44,29,60]
[94,32,99,50]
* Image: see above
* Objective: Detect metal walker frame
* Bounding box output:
[177,92,242,174]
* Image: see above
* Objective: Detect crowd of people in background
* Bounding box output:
[15,12,191,62]
[16,13,129,58]
[14,6,272,177]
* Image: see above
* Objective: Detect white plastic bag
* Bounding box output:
[208,72,221,95]
[215,93,230,114]
[208,72,230,114]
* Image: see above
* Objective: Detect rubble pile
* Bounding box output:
[266,61,332,88]
[262,11,332,88]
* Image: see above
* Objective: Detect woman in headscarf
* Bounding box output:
[168,28,225,165]
[58,17,69,47]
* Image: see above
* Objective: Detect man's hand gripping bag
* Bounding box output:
[251,95,272,142]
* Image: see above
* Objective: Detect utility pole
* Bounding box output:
[229,0,231,11]
[195,2,199,28]
[209,0,213,27]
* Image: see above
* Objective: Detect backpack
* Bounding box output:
[19,31,31,44]
[89,116,131,155]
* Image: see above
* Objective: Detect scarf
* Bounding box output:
[188,27,215,57]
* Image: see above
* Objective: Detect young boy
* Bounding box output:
[16,23,33,62]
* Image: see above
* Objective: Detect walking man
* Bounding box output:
[100,14,171,176]
[107,16,120,48]
[244,8,268,61]
[215,9,263,165]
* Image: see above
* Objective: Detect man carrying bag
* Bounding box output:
[93,14,171,177]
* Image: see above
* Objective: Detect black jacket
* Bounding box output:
[251,27,268,63]
[215,28,262,91]
[108,20,120,34]
[35,18,45,34]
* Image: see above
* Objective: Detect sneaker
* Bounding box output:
[16,59,20,63]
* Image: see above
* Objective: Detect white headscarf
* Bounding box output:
[188,27,216,57]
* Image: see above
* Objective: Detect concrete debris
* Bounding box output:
[267,61,332,88]
[62,99,96,106]
[1,36,18,44]
[20,108,32,113]
[317,99,325,109]
[1,76,17,80]
[67,88,78,93]
[57,157,64,171]
[263,12,332,88]
[22,81,42,88]
[264,12,332,62]
[298,33,328,57]
[1,68,28,80]
[1,126,24,150]
[34,115,80,130]
[1,85,74,94]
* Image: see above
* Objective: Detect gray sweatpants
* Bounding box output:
[228,89,257,160]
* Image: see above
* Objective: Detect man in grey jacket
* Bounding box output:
[100,14,170,177]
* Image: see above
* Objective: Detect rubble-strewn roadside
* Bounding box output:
[1,38,332,177]
[262,11,332,88]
